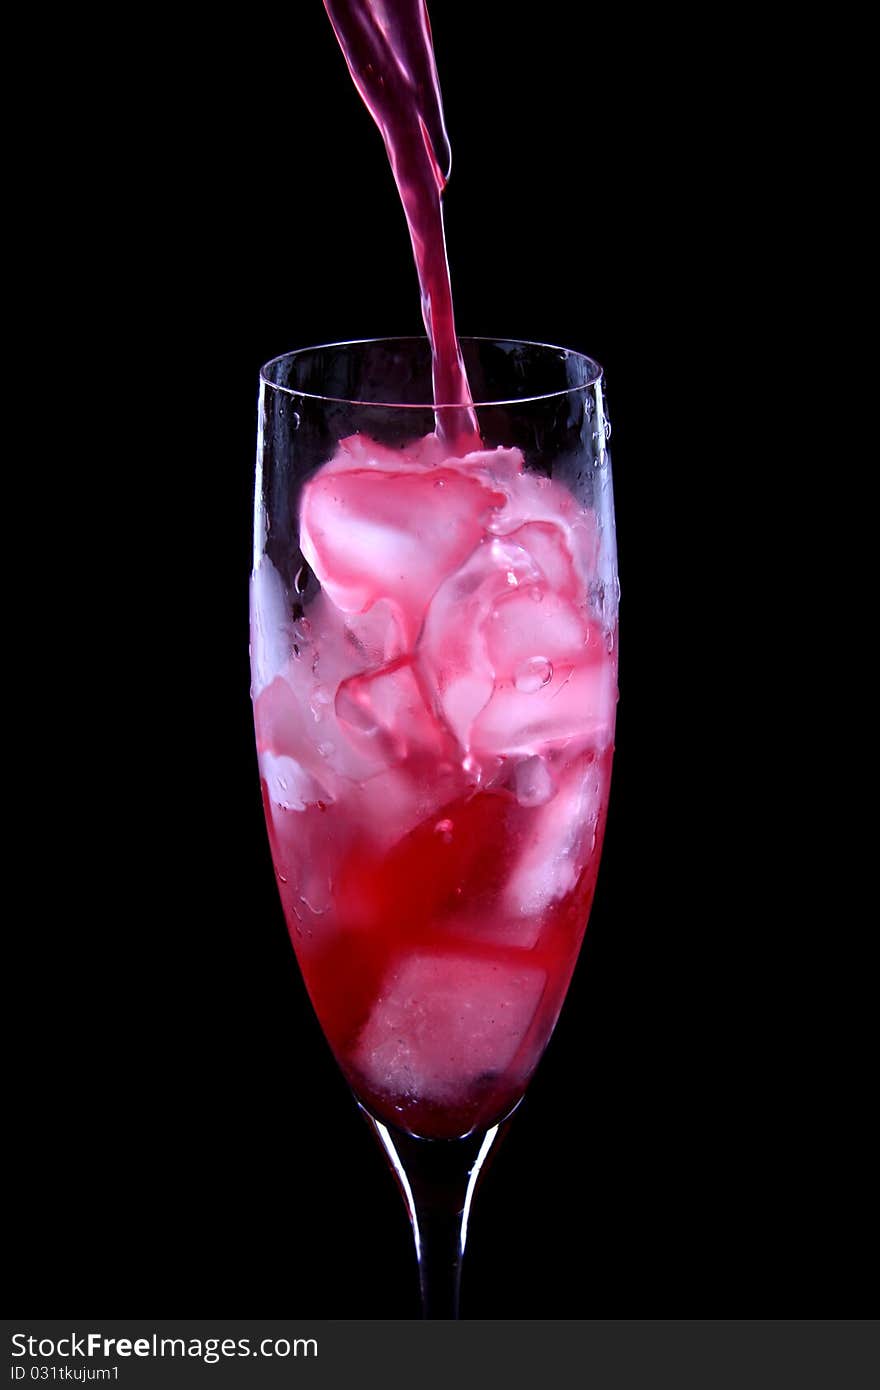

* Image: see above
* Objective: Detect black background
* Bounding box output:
[9,5,866,1317]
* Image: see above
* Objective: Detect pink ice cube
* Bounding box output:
[256,590,413,786]
[485,469,600,591]
[258,748,333,812]
[336,657,448,762]
[472,656,618,759]
[485,587,589,678]
[255,663,386,787]
[417,536,543,748]
[505,755,605,917]
[353,951,547,1106]
[506,521,579,598]
[336,758,473,868]
[300,463,504,641]
[343,598,407,667]
[451,445,525,486]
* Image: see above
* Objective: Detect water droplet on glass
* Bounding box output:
[605,629,615,653]
[317,741,335,758]
[299,890,329,916]
[291,411,301,431]
[530,588,544,603]
[434,478,446,488]
[294,563,310,594]
[434,817,454,843]
[313,684,331,706]
[514,656,553,693]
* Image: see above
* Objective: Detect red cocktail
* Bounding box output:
[251,0,619,1319]
[252,423,616,1140]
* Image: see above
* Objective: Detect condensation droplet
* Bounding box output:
[317,741,335,758]
[291,411,301,431]
[299,891,329,916]
[514,656,553,693]
[434,817,454,843]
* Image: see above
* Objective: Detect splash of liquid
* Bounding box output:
[323,0,480,451]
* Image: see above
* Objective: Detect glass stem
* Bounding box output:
[362,1105,517,1319]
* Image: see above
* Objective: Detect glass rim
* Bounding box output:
[259,335,604,409]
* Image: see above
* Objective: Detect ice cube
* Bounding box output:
[255,665,387,787]
[353,951,547,1107]
[418,537,543,750]
[336,657,449,762]
[514,755,556,807]
[258,748,333,811]
[300,463,504,641]
[472,656,618,758]
[262,792,339,927]
[436,912,545,951]
[250,557,293,697]
[452,445,525,486]
[485,588,588,678]
[505,756,606,917]
[486,470,600,592]
[339,759,472,871]
[343,599,406,667]
[506,521,579,598]
[261,591,413,785]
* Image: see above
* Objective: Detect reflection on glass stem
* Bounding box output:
[362,1101,520,1319]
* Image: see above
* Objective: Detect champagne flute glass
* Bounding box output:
[251,335,618,1317]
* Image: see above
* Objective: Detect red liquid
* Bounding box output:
[323,0,479,450]
[253,439,617,1138]
[252,3,616,1141]
[262,758,612,1139]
